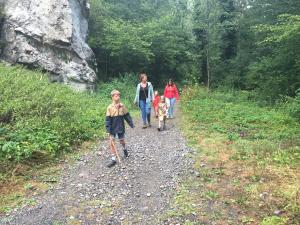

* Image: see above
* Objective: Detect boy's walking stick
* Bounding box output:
[109,135,121,164]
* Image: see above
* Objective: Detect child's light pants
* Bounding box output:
[158,116,166,128]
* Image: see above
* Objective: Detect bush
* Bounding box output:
[181,85,300,165]
[96,72,138,108]
[285,89,300,122]
[0,65,137,162]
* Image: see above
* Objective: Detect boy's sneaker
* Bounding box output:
[123,149,129,158]
[107,160,117,168]
[142,123,147,129]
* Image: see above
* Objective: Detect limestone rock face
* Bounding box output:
[0,0,97,91]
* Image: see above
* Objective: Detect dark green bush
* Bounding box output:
[96,72,138,108]
[0,65,136,161]
[287,89,300,122]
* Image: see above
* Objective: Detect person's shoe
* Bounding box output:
[148,123,151,127]
[142,123,147,129]
[123,149,129,158]
[157,127,161,131]
[107,160,117,168]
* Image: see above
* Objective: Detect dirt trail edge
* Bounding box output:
[0,110,194,225]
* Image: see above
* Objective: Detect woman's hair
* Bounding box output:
[140,73,147,82]
[168,79,174,86]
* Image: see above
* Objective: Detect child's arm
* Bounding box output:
[123,105,134,128]
[105,106,112,133]
[124,113,134,128]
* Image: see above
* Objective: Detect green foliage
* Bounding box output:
[261,216,288,225]
[254,14,300,45]
[166,183,198,218]
[88,0,299,102]
[204,190,219,200]
[278,89,300,122]
[287,90,300,122]
[96,72,138,109]
[193,0,238,86]
[181,85,300,165]
[180,85,300,223]
[88,0,196,86]
[245,14,300,102]
[0,64,136,162]
[0,64,105,161]
[192,0,300,102]
[102,19,153,60]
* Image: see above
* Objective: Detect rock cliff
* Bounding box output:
[0,0,96,91]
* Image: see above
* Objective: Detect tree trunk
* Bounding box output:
[206,48,210,90]
[206,0,211,91]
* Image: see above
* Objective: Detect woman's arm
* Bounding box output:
[174,84,180,100]
[134,84,140,104]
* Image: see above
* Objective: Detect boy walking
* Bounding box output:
[106,90,134,168]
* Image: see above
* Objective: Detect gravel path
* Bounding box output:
[0,111,193,225]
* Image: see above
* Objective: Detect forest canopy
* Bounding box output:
[88,0,300,103]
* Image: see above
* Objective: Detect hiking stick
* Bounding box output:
[109,135,121,164]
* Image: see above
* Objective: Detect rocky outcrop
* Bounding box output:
[0,0,97,91]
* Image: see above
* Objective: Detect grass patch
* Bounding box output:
[160,180,199,223]
[176,85,300,224]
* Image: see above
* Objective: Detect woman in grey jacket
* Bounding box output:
[134,73,154,128]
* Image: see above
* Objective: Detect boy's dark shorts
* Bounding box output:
[111,132,125,140]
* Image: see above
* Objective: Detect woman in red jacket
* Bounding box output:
[164,79,179,118]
